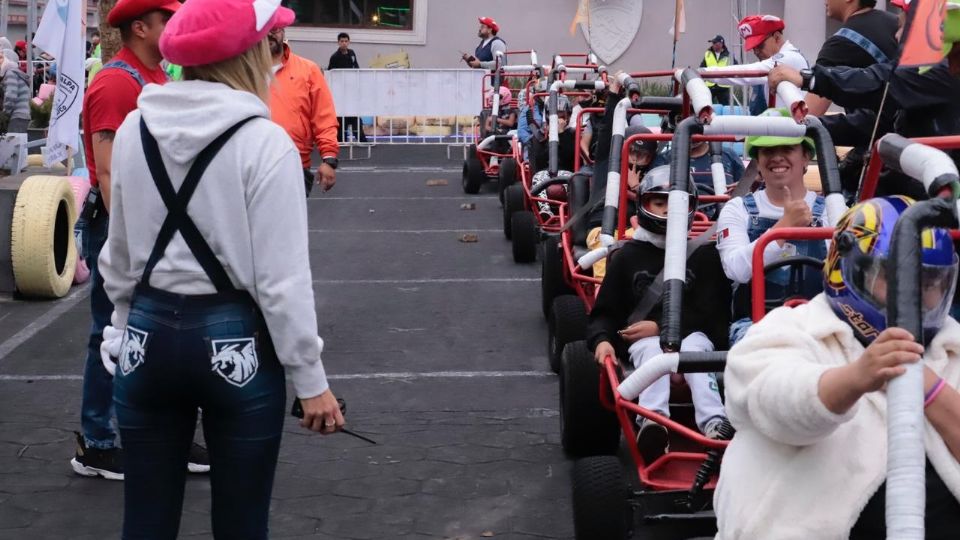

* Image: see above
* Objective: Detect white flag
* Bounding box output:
[33,0,85,167]
[668,0,686,38]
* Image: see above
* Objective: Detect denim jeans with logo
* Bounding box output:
[80,211,118,449]
[114,287,285,540]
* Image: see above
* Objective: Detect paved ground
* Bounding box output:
[0,145,710,539]
[0,146,576,540]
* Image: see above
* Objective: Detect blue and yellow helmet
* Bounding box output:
[824,196,958,345]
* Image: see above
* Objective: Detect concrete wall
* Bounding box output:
[288,0,810,72]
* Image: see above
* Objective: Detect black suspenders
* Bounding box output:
[138,117,256,292]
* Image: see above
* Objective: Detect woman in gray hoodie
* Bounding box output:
[97,0,342,536]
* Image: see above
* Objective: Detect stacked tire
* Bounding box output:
[10,176,78,298]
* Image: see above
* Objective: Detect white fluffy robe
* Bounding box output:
[714,294,960,540]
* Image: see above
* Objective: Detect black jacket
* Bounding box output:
[587,240,732,352]
[328,49,359,70]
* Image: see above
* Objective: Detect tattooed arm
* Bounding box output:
[92,130,115,211]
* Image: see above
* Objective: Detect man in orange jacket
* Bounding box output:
[269,26,340,196]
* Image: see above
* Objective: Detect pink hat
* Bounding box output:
[160,0,294,67]
[483,86,512,108]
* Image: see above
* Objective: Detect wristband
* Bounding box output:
[924,377,947,408]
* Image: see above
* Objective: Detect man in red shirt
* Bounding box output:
[73,0,210,481]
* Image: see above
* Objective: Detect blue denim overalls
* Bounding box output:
[729,192,827,345]
[113,118,286,540]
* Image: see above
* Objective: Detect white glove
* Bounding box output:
[100,312,123,377]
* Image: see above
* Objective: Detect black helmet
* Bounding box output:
[624,125,658,159]
[636,165,698,235]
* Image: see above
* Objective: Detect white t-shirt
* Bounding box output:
[700,40,810,109]
[716,189,822,284]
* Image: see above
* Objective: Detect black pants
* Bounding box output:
[710,86,731,105]
[303,168,313,197]
[337,117,367,142]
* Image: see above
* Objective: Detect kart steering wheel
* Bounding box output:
[762,256,824,312]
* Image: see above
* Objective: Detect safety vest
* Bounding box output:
[703,51,731,88]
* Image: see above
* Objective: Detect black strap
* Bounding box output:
[139,116,257,292]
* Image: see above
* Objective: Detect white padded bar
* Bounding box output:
[900,143,960,193]
[617,353,680,401]
[825,192,848,228]
[703,116,807,137]
[663,192,690,281]
[711,162,727,199]
[885,362,927,540]
[577,246,609,269]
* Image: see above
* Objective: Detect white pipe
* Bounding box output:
[477,135,498,151]
[711,162,727,199]
[676,69,714,123]
[530,50,539,66]
[618,353,680,401]
[885,361,927,539]
[562,66,598,75]
[824,192,848,228]
[900,143,960,194]
[703,116,807,137]
[577,246,609,269]
[501,64,538,73]
[664,192,691,281]
[776,81,807,122]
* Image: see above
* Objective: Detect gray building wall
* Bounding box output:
[287,0,833,72]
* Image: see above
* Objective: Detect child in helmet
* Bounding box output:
[482,85,517,135]
[528,94,576,173]
[584,126,659,279]
[716,108,830,344]
[588,165,731,464]
[715,196,960,540]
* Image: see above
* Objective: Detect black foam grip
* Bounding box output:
[878,133,912,175]
[888,198,959,341]
[805,117,842,196]
[637,96,684,114]
[930,173,960,198]
[676,351,728,373]
[679,67,699,89]
[549,141,559,176]
[670,118,702,194]
[659,279,685,352]
[600,134,624,237]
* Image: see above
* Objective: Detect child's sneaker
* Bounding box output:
[636,417,669,464]
[703,417,732,441]
[70,431,124,480]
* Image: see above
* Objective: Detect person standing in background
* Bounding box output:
[700,35,735,104]
[269,24,340,196]
[327,32,366,143]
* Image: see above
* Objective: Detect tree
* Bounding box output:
[98,0,121,63]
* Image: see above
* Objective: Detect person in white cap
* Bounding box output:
[97,0,342,535]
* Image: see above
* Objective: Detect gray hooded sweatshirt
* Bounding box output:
[99,79,329,399]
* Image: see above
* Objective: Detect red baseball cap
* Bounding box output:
[107,0,181,26]
[160,0,294,67]
[14,40,25,49]
[478,16,499,33]
[738,14,785,51]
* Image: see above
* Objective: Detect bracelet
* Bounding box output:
[924,378,947,408]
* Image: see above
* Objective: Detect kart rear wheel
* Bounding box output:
[511,211,538,263]
[548,295,586,373]
[541,235,573,320]
[560,341,620,457]
[572,456,630,540]
[498,157,518,203]
[463,145,485,194]
[502,184,525,240]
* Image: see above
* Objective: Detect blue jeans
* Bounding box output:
[114,286,285,540]
[80,211,118,449]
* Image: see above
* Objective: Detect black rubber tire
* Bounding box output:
[502,184,525,240]
[548,295,587,373]
[462,145,484,194]
[572,456,630,540]
[497,157,518,202]
[511,211,539,263]
[560,340,621,457]
[541,235,573,320]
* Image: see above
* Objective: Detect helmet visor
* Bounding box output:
[844,254,959,331]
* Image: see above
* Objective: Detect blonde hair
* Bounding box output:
[183,38,273,102]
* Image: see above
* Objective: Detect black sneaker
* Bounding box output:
[70,431,124,480]
[187,442,210,473]
[636,418,669,465]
